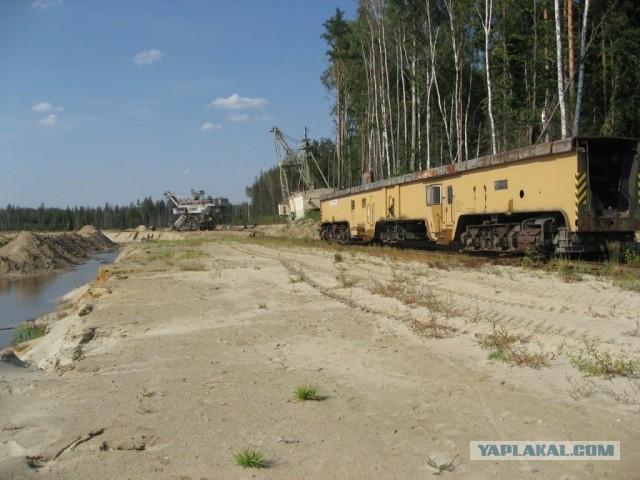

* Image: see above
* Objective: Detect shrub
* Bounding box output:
[12,322,46,345]
[293,384,318,401]
[570,341,638,378]
[234,448,269,469]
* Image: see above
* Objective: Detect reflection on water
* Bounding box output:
[0,251,119,348]
[0,273,58,298]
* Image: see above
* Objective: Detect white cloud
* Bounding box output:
[201,122,222,131]
[32,102,52,112]
[32,102,64,112]
[134,49,165,65]
[37,114,58,127]
[32,0,63,9]
[253,114,274,122]
[228,113,248,123]
[183,168,191,176]
[211,93,268,110]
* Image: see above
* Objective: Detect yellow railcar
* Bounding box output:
[320,137,640,255]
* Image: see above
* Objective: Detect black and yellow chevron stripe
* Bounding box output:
[637,172,640,205]
[575,172,588,228]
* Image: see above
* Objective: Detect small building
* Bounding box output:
[287,188,334,220]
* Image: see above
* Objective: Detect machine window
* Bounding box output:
[362,198,366,208]
[447,185,453,205]
[426,185,441,205]
[494,179,508,190]
[350,200,355,210]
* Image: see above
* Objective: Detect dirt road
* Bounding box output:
[1,234,639,479]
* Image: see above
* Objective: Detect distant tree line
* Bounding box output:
[0,198,252,232]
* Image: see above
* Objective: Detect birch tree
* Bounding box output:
[476,0,498,154]
[573,0,589,136]
[443,0,464,162]
[554,0,568,138]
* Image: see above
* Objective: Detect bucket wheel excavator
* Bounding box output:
[164,190,229,231]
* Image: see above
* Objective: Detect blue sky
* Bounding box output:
[0,0,357,208]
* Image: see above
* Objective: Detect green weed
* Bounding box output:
[12,322,46,345]
[553,258,584,282]
[624,248,640,266]
[522,246,544,268]
[408,316,457,338]
[478,323,525,350]
[569,340,638,378]
[179,248,207,259]
[427,454,458,473]
[480,323,548,368]
[488,345,550,368]
[370,272,459,317]
[234,448,270,469]
[293,384,318,401]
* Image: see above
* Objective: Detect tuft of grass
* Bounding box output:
[12,322,46,345]
[179,260,207,271]
[234,448,270,469]
[480,323,549,368]
[179,248,207,259]
[624,248,640,266]
[569,340,639,378]
[478,323,526,351]
[293,384,318,401]
[485,265,503,277]
[552,257,585,282]
[488,345,550,368]
[612,273,640,293]
[336,269,357,288]
[370,272,460,318]
[408,316,457,339]
[488,348,509,362]
[258,301,267,309]
[597,258,640,292]
[427,454,458,473]
[289,268,306,284]
[522,246,545,268]
[334,252,344,263]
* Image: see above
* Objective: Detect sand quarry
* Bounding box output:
[1,223,640,479]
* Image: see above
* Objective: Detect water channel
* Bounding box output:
[0,250,120,348]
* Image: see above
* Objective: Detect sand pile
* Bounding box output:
[0,227,116,278]
[261,218,320,240]
[77,225,118,248]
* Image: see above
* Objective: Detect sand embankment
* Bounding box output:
[1,233,639,478]
[0,226,116,279]
[103,219,321,244]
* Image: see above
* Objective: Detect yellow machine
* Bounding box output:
[320,137,640,255]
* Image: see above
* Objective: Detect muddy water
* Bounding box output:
[0,251,119,348]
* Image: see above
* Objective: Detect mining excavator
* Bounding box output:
[164,190,229,231]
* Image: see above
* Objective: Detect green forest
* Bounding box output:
[247,0,640,215]
[0,200,251,232]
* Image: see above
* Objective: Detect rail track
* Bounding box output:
[249,232,640,280]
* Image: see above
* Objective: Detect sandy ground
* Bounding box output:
[1,231,639,479]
